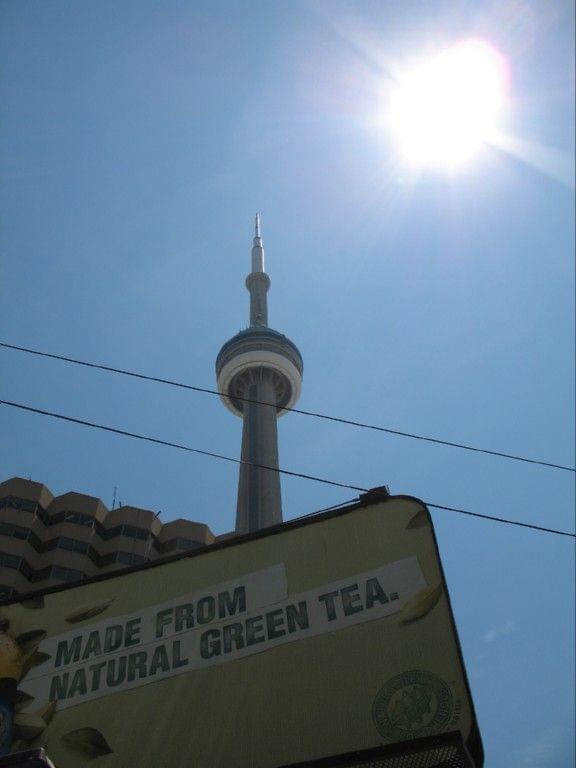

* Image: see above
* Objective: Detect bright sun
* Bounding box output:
[389,40,508,168]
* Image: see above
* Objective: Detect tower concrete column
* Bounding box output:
[235,368,283,533]
[216,216,303,534]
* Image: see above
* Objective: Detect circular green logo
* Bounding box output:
[372,670,454,741]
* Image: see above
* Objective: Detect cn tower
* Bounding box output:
[216,215,303,534]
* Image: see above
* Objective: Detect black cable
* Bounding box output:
[424,502,575,538]
[1,341,573,473]
[1,398,574,539]
[291,497,576,538]
[0,399,366,493]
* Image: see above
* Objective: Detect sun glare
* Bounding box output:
[389,40,508,168]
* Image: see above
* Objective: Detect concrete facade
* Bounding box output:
[0,477,215,599]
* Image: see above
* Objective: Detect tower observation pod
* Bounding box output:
[216,215,303,534]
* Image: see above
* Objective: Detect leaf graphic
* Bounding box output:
[405,509,429,529]
[16,629,47,653]
[14,690,35,712]
[62,728,113,758]
[14,712,48,740]
[38,700,57,725]
[397,584,443,624]
[12,700,57,739]
[65,599,114,624]
[22,650,52,678]
[20,596,45,610]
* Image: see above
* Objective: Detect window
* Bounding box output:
[20,560,37,582]
[1,558,86,584]
[88,548,146,568]
[57,537,89,554]
[49,565,84,583]
[0,522,29,540]
[155,537,200,554]
[175,538,199,551]
[116,551,145,566]
[28,531,42,551]
[100,524,149,541]
[0,496,38,514]
[63,511,95,528]
[120,525,149,541]
[99,525,119,541]
[47,511,66,525]
[97,552,117,567]
[0,552,21,569]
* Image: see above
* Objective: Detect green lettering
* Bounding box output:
[218,586,246,618]
[55,637,81,668]
[246,615,265,646]
[127,651,148,681]
[104,625,123,653]
[88,661,107,691]
[318,591,339,621]
[174,604,194,632]
[68,668,87,697]
[341,584,363,616]
[197,596,216,624]
[266,609,286,639]
[49,672,69,701]
[156,609,173,639]
[286,601,309,633]
[223,622,245,653]
[106,657,127,687]
[365,577,389,609]
[200,629,221,659]
[149,644,170,675]
[171,640,189,668]
[125,618,141,647]
[81,630,102,661]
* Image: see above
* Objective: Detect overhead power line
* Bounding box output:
[0,399,365,493]
[1,398,574,540]
[1,342,574,473]
[424,502,575,538]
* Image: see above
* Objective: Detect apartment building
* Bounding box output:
[0,477,215,599]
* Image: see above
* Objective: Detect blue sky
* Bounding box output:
[1,0,574,765]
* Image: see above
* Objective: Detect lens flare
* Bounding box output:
[389,40,508,168]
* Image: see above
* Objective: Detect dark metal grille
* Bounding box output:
[336,743,470,768]
[279,732,477,768]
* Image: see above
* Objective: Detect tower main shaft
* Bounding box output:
[235,368,282,532]
[216,216,303,534]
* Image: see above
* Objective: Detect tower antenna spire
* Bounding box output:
[250,214,266,281]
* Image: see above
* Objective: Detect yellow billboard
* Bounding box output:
[0,493,483,767]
